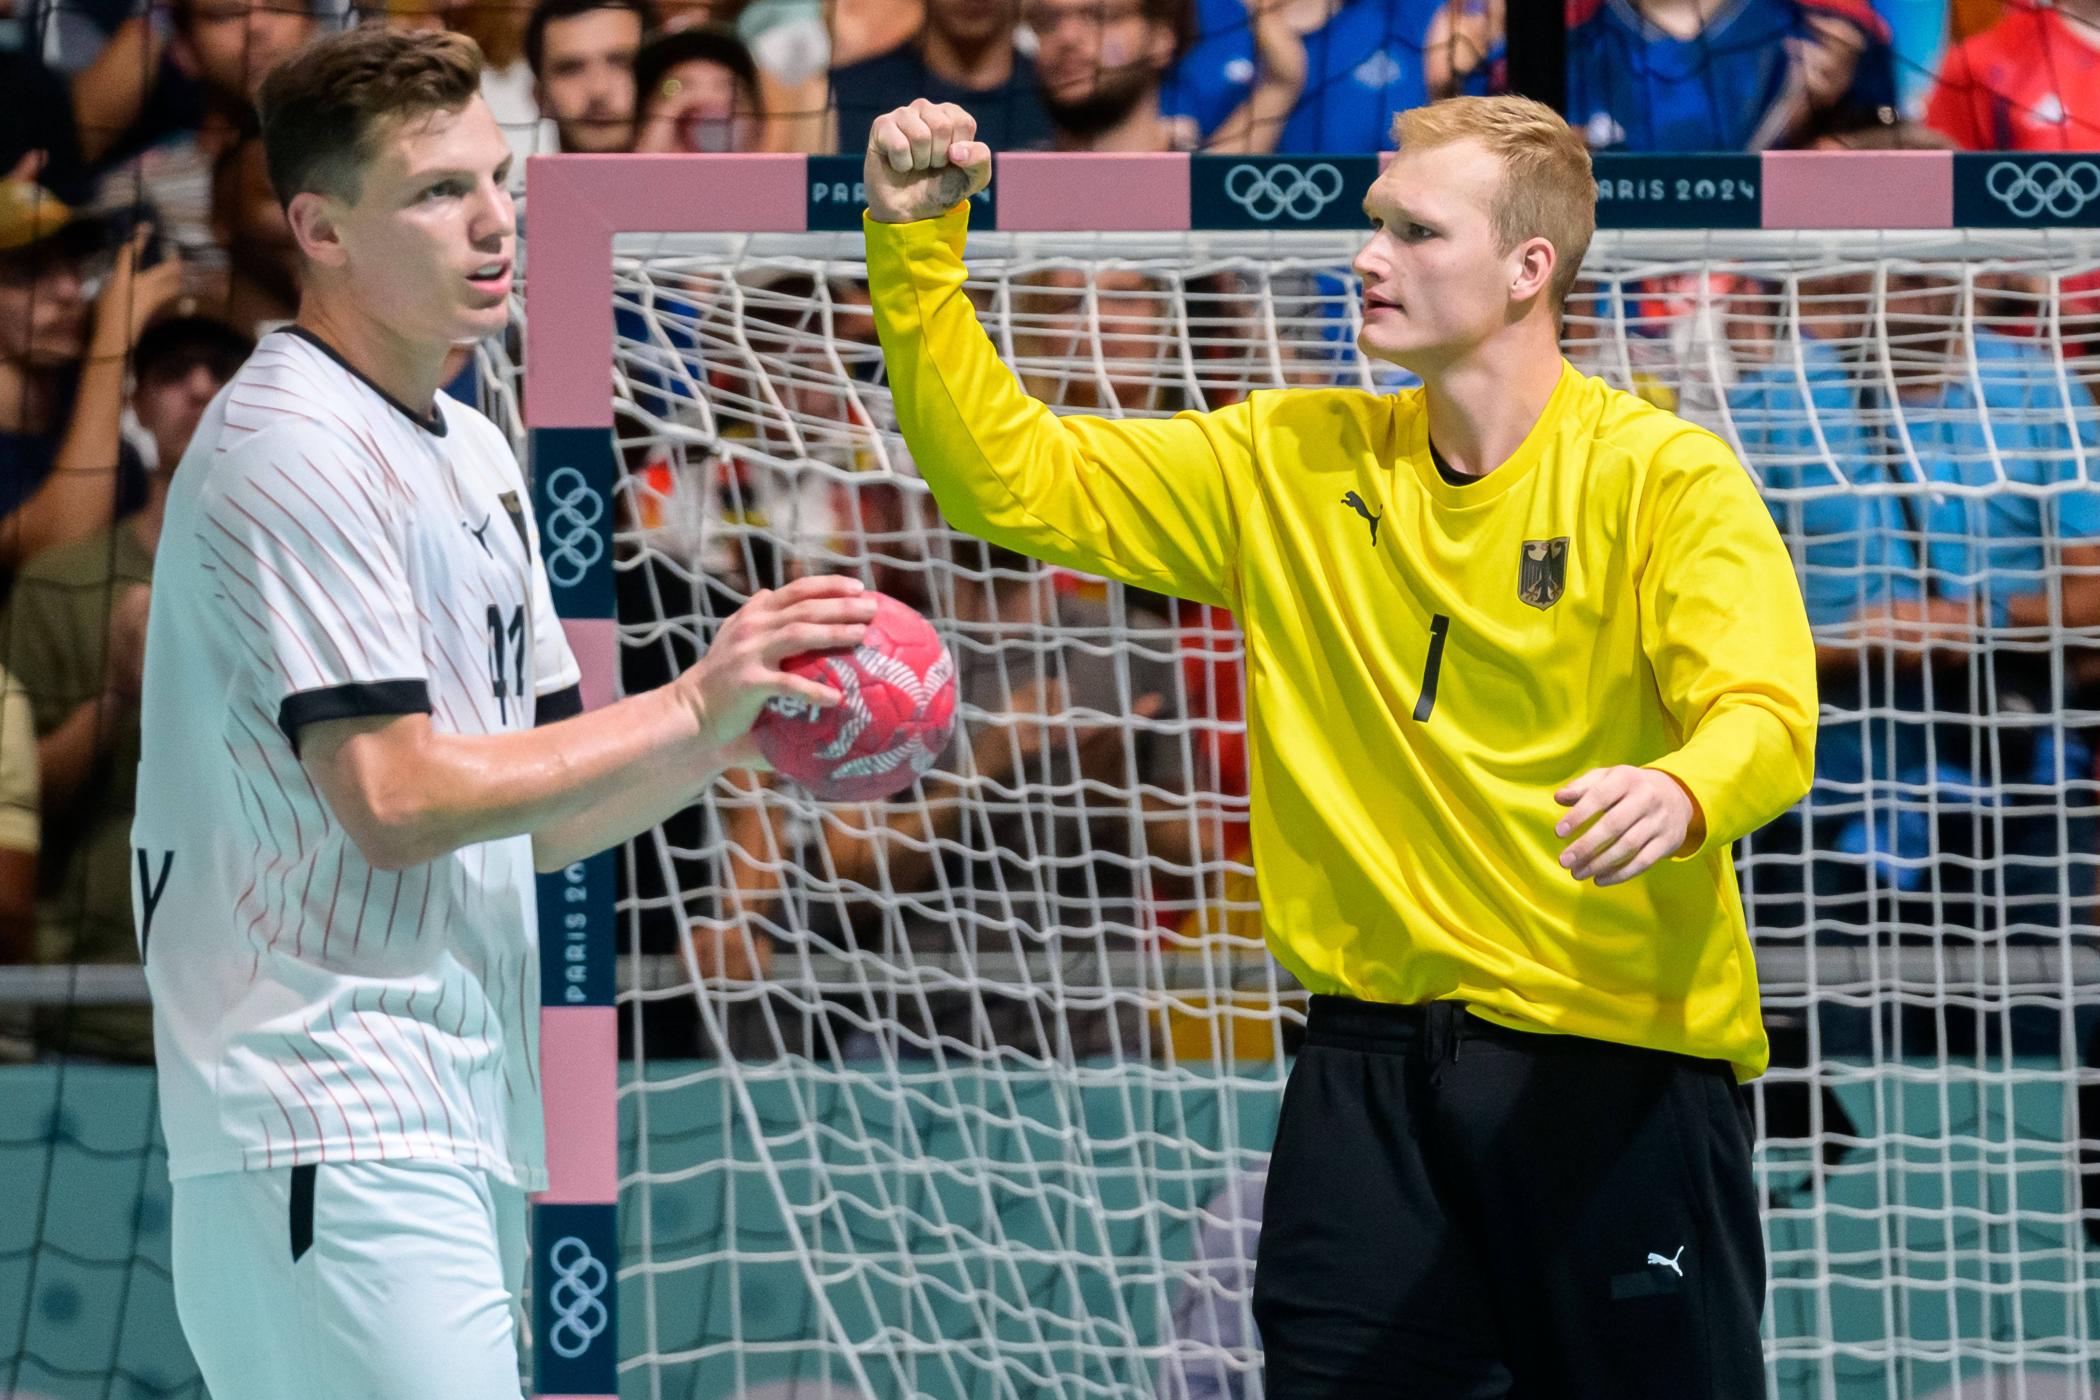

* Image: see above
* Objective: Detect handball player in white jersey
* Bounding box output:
[131,26,875,1399]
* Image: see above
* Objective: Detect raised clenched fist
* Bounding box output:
[863,98,994,225]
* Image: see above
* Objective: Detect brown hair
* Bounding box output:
[1392,95,1596,315]
[257,24,485,212]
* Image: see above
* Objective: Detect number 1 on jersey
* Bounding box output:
[1413,613,1450,723]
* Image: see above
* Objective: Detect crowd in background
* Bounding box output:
[2,0,2100,1070]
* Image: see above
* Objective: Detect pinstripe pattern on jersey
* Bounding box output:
[136,331,582,1190]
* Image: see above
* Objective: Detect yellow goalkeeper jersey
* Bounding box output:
[866,206,1816,1080]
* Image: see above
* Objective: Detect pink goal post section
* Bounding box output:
[518,146,2093,1398]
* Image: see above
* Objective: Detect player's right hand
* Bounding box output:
[678,574,879,764]
[864,99,992,225]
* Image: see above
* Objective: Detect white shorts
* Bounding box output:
[171,1160,529,1400]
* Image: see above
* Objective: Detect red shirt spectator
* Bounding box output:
[1925,0,2100,150]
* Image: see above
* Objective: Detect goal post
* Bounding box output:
[519,148,2100,1400]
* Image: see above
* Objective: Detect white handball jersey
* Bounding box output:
[133,328,582,1189]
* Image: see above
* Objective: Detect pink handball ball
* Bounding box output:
[750,590,959,802]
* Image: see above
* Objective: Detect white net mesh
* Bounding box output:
[506,226,2100,1400]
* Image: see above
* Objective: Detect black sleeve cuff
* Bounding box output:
[534,682,584,726]
[278,679,433,755]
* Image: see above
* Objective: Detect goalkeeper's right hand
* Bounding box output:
[864,98,993,225]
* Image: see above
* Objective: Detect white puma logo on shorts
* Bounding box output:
[1646,1246,1686,1277]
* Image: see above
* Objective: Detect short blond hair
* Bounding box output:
[1392,95,1596,315]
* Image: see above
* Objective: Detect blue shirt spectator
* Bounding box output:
[1910,332,2100,625]
[1730,325,2100,903]
[1160,0,1260,143]
[1730,334,1918,630]
[1567,0,1897,150]
[1275,0,1444,153]
[830,0,1053,156]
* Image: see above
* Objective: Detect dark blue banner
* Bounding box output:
[1175,154,1764,231]
[1190,155,1382,230]
[1590,154,1763,229]
[528,427,616,621]
[536,847,615,1008]
[1954,153,2100,228]
[532,1203,618,1397]
[808,153,995,230]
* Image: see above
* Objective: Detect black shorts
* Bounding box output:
[1252,996,1765,1399]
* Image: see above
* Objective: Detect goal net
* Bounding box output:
[522,210,2100,1400]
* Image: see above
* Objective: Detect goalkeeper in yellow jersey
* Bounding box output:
[863,93,1815,1399]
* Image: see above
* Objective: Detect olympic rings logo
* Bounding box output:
[1984,159,2100,220]
[545,1235,610,1359]
[1223,162,1347,223]
[541,465,606,590]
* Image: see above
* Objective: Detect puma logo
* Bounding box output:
[1342,491,1382,547]
[1647,1246,1685,1278]
[466,514,494,557]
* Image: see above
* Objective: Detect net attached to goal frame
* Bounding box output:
[510,149,2100,1400]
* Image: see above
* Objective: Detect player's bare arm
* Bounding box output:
[301,574,878,872]
[864,98,993,225]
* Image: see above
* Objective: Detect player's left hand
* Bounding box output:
[1554,766,1700,886]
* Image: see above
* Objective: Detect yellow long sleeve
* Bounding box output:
[1636,434,1819,858]
[867,205,1247,611]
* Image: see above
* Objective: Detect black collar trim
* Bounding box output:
[283,326,448,437]
[1429,440,1478,488]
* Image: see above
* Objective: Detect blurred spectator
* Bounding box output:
[1798,113,2052,332]
[1029,0,1198,150]
[1724,305,1913,943]
[1728,270,2100,942]
[1925,0,2100,150]
[1155,1164,1265,1400]
[610,267,878,1060]
[1161,0,1258,140]
[362,0,465,27]
[72,0,317,165]
[0,180,179,588]
[814,542,1193,1063]
[716,0,834,151]
[459,0,547,182]
[15,0,136,71]
[0,65,91,205]
[1015,267,1184,411]
[829,0,1052,156]
[71,0,317,270]
[828,0,925,66]
[1424,0,1499,100]
[1159,0,1305,151]
[1803,103,1959,149]
[527,0,653,153]
[1563,0,1897,150]
[0,664,37,965]
[632,25,767,151]
[2,314,253,1062]
[203,129,300,337]
[1264,0,1451,152]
